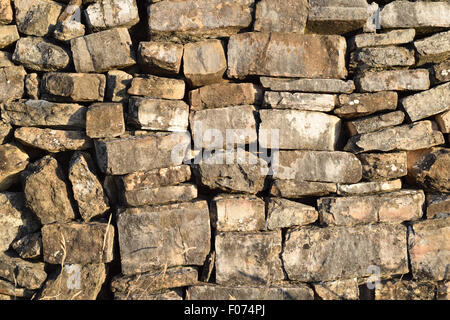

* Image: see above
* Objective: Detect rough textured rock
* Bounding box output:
[127,75,185,100]
[228,32,347,79]
[283,223,409,282]
[41,222,114,264]
[375,280,436,300]
[215,231,284,285]
[40,72,106,102]
[84,0,139,32]
[22,156,75,225]
[335,91,398,119]
[24,74,40,100]
[0,0,13,25]
[426,194,450,219]
[270,180,337,198]
[0,144,29,191]
[105,70,132,102]
[138,41,183,75]
[117,201,210,275]
[189,82,263,111]
[95,132,190,175]
[355,69,430,92]
[114,288,183,300]
[408,218,450,281]
[86,103,125,138]
[128,98,189,132]
[0,66,27,103]
[414,30,450,66]
[349,29,416,49]
[433,59,450,84]
[11,232,42,259]
[336,179,402,196]
[71,28,136,73]
[254,0,308,33]
[346,111,405,136]
[211,194,265,232]
[438,282,450,300]
[260,77,355,94]
[0,121,11,143]
[357,152,408,181]
[349,46,415,72]
[0,51,14,68]
[436,110,450,134]
[122,183,198,207]
[264,92,336,112]
[13,0,63,36]
[266,198,318,230]
[0,25,19,49]
[313,278,359,300]
[0,252,46,290]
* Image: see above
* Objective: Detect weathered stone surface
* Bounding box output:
[414,30,450,66]
[86,103,125,138]
[0,144,29,191]
[39,264,106,300]
[347,111,405,136]
[15,127,92,153]
[53,15,85,42]
[264,92,336,112]
[193,149,269,194]
[41,72,106,102]
[375,280,436,300]
[402,82,450,122]
[259,110,341,150]
[273,150,362,184]
[0,66,27,103]
[345,121,445,153]
[183,39,226,87]
[380,1,450,32]
[349,29,416,49]
[283,223,408,282]
[313,278,359,300]
[189,82,263,111]
[215,231,284,285]
[115,288,183,300]
[0,252,46,290]
[85,0,139,32]
[355,69,430,92]
[0,192,40,252]
[408,218,450,281]
[407,147,450,193]
[357,152,408,181]
[117,201,210,275]
[12,37,70,72]
[254,0,308,33]
[337,179,402,196]
[187,283,314,300]
[427,194,450,219]
[112,267,198,297]
[438,281,450,300]
[318,190,424,226]
[105,70,132,102]
[350,46,415,72]
[95,132,190,175]
[0,51,13,67]
[228,32,347,79]
[433,59,450,84]
[0,25,19,49]
[128,98,189,132]
[270,180,337,198]
[0,121,10,143]
[190,105,257,150]
[71,28,136,73]
[148,0,252,42]
[122,183,197,207]
[13,0,63,36]
[11,232,42,259]
[211,194,265,232]
[260,77,355,93]
[25,74,40,100]
[436,110,450,134]
[335,91,398,119]
[42,222,114,264]
[0,0,13,25]
[2,100,86,129]
[266,198,318,230]
[69,152,109,221]
[0,278,33,298]
[306,0,369,35]
[138,41,183,75]
[128,76,185,100]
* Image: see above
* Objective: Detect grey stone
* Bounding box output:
[346,111,405,136]
[349,29,416,49]
[13,0,63,36]
[128,75,185,100]
[122,183,197,207]
[270,180,337,198]
[357,152,408,181]
[414,30,450,66]
[0,66,27,103]
[266,198,318,230]
[355,70,430,92]
[105,70,132,102]
[337,179,402,196]
[0,25,19,49]
[260,77,355,93]
[84,0,139,32]
[335,91,398,119]
[349,46,415,72]
[263,92,336,112]
[0,252,46,290]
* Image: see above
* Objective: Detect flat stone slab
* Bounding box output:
[0,66,26,103]
[260,77,355,93]
[357,152,408,181]
[128,75,185,100]
[121,183,198,207]
[266,198,318,230]
[375,280,436,300]
[337,179,402,196]
[264,92,336,112]
[346,111,405,136]
[138,41,183,75]
[270,180,337,198]
[349,29,416,49]
[84,0,139,32]
[335,91,398,119]
[349,46,415,73]
[355,70,430,92]
[13,0,63,36]
[414,30,450,66]
[254,0,308,33]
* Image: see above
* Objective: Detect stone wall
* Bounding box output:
[0,0,449,300]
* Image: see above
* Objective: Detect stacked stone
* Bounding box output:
[0,0,449,301]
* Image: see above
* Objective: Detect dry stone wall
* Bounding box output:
[0,0,449,300]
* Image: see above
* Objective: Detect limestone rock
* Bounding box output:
[0,51,13,67]
[375,280,436,300]
[128,76,185,100]
[414,30,450,66]
[0,252,46,290]
[0,121,11,143]
[53,18,85,42]
[13,0,63,36]
[39,264,106,300]
[211,194,265,232]
[266,198,318,230]
[426,194,450,219]
[0,66,27,103]
[438,282,450,300]
[0,0,13,24]
[115,288,183,300]
[105,70,132,102]
[86,103,125,138]
[12,37,70,72]
[260,77,355,94]
[11,232,42,259]
[25,74,40,100]
[355,69,430,92]
[41,72,106,102]
[0,144,29,191]
[228,32,347,79]
[128,98,189,132]
[357,152,408,181]
[2,100,86,129]
[337,179,402,196]
[94,132,190,175]
[71,28,136,73]
[349,29,416,49]
[42,222,114,264]
[433,59,450,84]
[85,0,139,32]
[189,82,263,111]
[138,41,183,75]
[270,180,337,198]
[117,201,210,275]
[436,110,450,134]
[313,278,359,300]
[408,218,450,281]
[215,231,284,285]
[254,0,308,33]
[14,127,92,153]
[264,92,336,112]
[0,25,19,49]
[0,278,33,298]
[283,223,408,282]
[273,150,362,184]
[335,91,398,119]
[347,111,405,136]
[122,183,198,207]
[349,46,415,72]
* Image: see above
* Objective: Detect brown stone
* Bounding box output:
[347,111,405,136]
[86,103,125,138]
[266,198,318,230]
[254,0,308,33]
[375,280,436,300]
[436,110,450,134]
[426,194,450,219]
[13,0,63,36]
[0,0,13,25]
[357,152,408,181]
[335,91,398,119]
[128,75,185,100]
[260,77,355,94]
[138,41,183,75]
[0,25,19,49]
[122,183,197,207]
[270,180,337,198]
[0,144,29,191]
[355,70,430,92]
[0,66,26,103]
[0,252,46,290]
